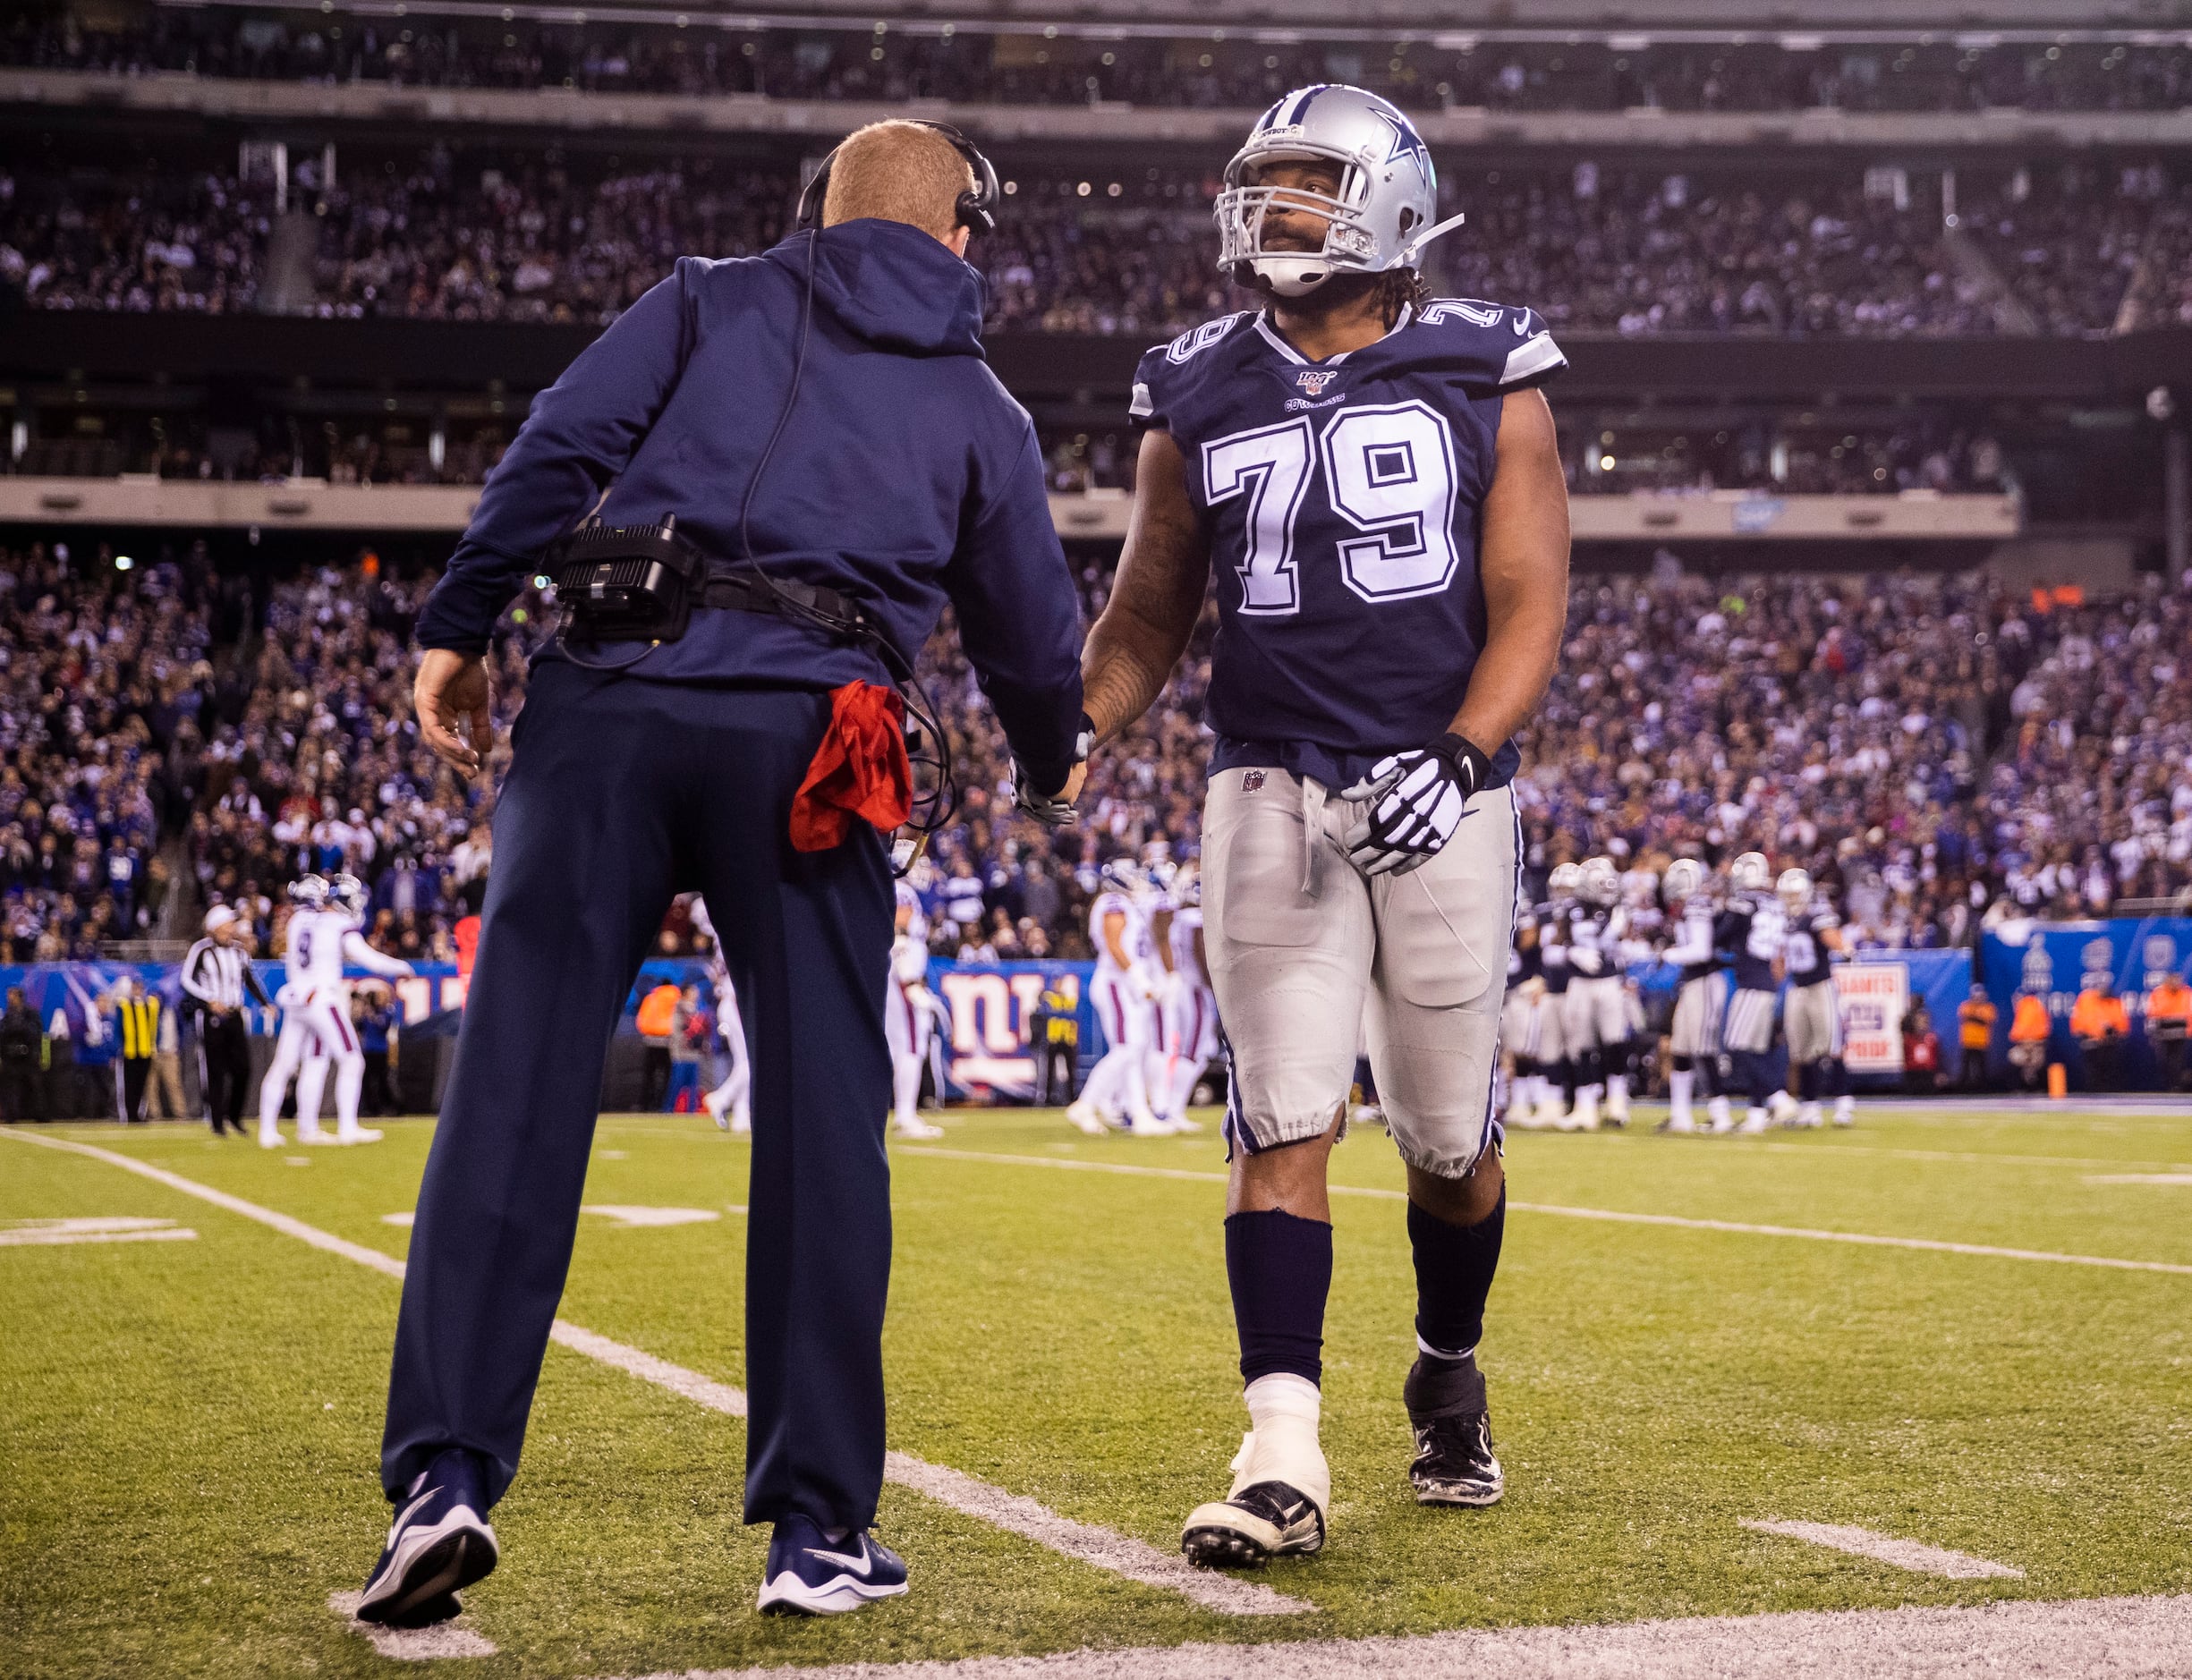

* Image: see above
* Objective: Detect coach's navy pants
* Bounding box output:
[380,660,895,1531]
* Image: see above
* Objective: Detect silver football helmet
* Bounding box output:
[286,874,329,910]
[1662,858,1708,904]
[1777,868,1814,915]
[1579,856,1620,907]
[1100,858,1148,897]
[1547,861,1584,902]
[1729,852,1772,895]
[1216,84,1466,298]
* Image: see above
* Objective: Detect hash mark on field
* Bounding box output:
[1741,1519,2025,1579]
[901,1149,2192,1277]
[0,1217,197,1248]
[581,1205,720,1227]
[2084,1174,2192,1185]
[327,1591,497,1659]
[4,1130,1306,1620]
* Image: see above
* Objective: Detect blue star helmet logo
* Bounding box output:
[1369,105,1432,187]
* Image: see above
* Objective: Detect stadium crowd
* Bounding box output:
[6,153,2189,340]
[9,532,2185,970]
[10,10,2192,118]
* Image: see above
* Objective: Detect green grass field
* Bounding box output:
[4,1102,2190,1677]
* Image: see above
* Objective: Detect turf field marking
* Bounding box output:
[2084,1173,2192,1185]
[4,1130,1310,1621]
[384,1212,415,1226]
[327,1591,497,1659]
[899,1148,2192,1277]
[611,1592,2192,1680]
[1740,1519,2025,1579]
[581,1205,721,1227]
[0,1216,197,1248]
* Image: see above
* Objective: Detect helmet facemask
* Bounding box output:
[1218,154,1393,298]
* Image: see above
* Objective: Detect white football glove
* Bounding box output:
[1341,734,1491,877]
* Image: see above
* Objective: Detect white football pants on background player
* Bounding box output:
[1082,970,1160,1130]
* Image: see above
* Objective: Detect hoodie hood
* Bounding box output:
[763,218,987,358]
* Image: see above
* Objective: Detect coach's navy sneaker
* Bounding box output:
[357,1448,499,1627]
[756,1515,909,1616]
[1403,1355,1505,1507]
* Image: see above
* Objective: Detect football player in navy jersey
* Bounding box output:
[1777,868,1856,1128]
[1714,852,1800,1134]
[1081,85,1571,1567]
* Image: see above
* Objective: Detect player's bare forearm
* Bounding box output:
[1083,429,1211,744]
[1448,388,1570,757]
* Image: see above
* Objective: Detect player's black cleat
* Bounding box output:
[1403,1355,1505,1507]
[1181,1481,1326,1568]
[357,1448,499,1626]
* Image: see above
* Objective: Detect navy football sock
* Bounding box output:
[1226,1209,1334,1387]
[1408,1188,1505,1360]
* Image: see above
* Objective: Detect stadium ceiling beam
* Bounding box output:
[12,67,2192,152]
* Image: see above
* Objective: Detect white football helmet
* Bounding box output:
[329,871,370,919]
[1777,868,1814,915]
[286,874,329,909]
[1662,858,1708,904]
[1100,858,1149,897]
[1579,856,1620,907]
[1216,84,1466,297]
[1729,852,1772,895]
[1547,861,1584,902]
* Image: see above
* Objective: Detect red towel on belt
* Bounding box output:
[790,682,913,853]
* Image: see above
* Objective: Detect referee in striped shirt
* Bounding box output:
[181,906,271,1136]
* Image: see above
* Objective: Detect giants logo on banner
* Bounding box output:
[933,962,1089,1099]
[1833,962,1908,1073]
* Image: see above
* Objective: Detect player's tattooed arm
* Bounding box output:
[1082,429,1211,745]
[1446,387,1571,757]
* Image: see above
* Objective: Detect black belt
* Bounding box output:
[700,570,865,630]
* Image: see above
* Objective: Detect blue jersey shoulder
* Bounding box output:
[1390,298,1568,390]
[1129,310,1259,428]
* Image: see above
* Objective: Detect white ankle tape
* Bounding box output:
[1244,1372,1321,1434]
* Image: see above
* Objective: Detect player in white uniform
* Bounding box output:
[1066,859,1167,1135]
[260,873,412,1147]
[1157,870,1219,1129]
[684,895,752,1135]
[1657,858,1731,1134]
[881,878,945,1140]
[1560,856,1632,1129]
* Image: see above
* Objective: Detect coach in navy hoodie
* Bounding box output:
[364,123,1084,1624]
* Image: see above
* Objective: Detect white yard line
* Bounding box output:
[1740,1519,2025,1579]
[2,1129,1306,1621]
[327,1591,498,1660]
[898,1148,2192,1277]
[613,1593,2192,1680]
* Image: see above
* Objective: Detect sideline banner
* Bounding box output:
[1834,962,1910,1074]
[1978,915,2192,1088]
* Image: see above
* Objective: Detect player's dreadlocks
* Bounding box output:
[1379,267,1432,329]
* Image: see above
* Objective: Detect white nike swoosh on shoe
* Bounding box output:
[395,1486,443,1531]
[806,1540,871,1574]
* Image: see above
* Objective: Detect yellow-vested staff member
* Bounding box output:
[113,977,161,1124]
[361,121,1089,1627]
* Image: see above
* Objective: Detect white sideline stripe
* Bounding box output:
[612,1593,2192,1680]
[0,1225,197,1247]
[1741,1519,2024,1580]
[2,1130,1304,1621]
[881,1453,1304,1618]
[327,1591,497,1660]
[2085,1173,2192,1185]
[900,1148,2192,1277]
